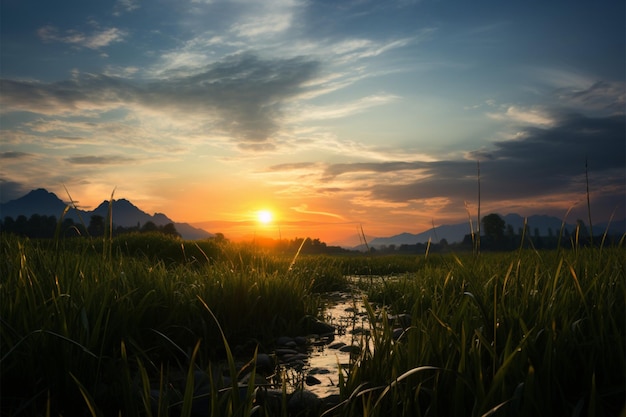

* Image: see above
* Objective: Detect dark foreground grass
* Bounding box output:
[0,234,338,415]
[342,248,625,417]
[1,233,624,416]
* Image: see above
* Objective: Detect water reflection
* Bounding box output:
[281,291,371,398]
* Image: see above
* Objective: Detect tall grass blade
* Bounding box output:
[567,264,587,309]
[480,399,511,417]
[180,340,202,417]
[359,224,370,253]
[477,159,481,254]
[70,372,99,417]
[63,185,90,237]
[585,158,594,246]
[1,329,98,364]
[289,237,308,271]
[373,366,441,410]
[197,296,242,413]
[464,201,476,254]
[151,329,192,363]
[103,188,115,260]
[599,207,618,250]
[557,205,575,252]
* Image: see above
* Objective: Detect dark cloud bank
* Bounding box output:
[0,53,320,147]
[329,113,625,219]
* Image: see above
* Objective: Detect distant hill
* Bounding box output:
[0,189,213,240]
[367,223,471,248]
[364,213,625,249]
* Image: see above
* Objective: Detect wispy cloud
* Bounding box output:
[266,162,319,171]
[323,161,429,180]
[230,0,300,38]
[37,25,127,49]
[65,154,137,165]
[0,151,33,159]
[556,80,625,113]
[290,94,399,121]
[113,0,140,16]
[291,203,344,219]
[487,105,554,126]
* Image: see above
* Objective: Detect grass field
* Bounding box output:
[1,232,624,416]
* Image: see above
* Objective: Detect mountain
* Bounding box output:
[365,213,625,249]
[0,189,69,219]
[328,232,378,249]
[368,223,472,248]
[0,189,213,240]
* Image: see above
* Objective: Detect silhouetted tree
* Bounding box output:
[88,215,105,236]
[161,223,180,237]
[2,216,16,234]
[506,224,515,237]
[141,221,158,233]
[212,232,227,243]
[482,214,505,241]
[15,215,28,234]
[62,218,81,236]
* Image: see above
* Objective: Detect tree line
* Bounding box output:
[0,214,180,238]
[373,213,614,254]
[246,235,349,254]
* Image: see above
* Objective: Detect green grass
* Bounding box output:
[1,233,624,416]
[0,234,329,415]
[340,248,626,417]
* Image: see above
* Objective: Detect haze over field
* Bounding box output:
[1,0,624,244]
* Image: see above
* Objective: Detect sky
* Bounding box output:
[1,0,624,245]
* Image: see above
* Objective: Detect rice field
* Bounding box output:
[1,232,624,416]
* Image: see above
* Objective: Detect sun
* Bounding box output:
[257,210,273,225]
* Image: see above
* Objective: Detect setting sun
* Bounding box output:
[257,210,273,224]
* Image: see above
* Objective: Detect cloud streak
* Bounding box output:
[65,155,137,165]
[291,203,344,219]
[0,151,33,159]
[37,25,127,49]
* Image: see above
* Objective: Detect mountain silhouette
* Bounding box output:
[0,189,212,240]
[0,189,68,218]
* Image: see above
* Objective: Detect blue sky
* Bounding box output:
[1,0,624,243]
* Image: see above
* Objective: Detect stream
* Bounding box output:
[274,289,373,399]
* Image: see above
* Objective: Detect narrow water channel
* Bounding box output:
[272,276,406,400]
[276,290,372,398]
